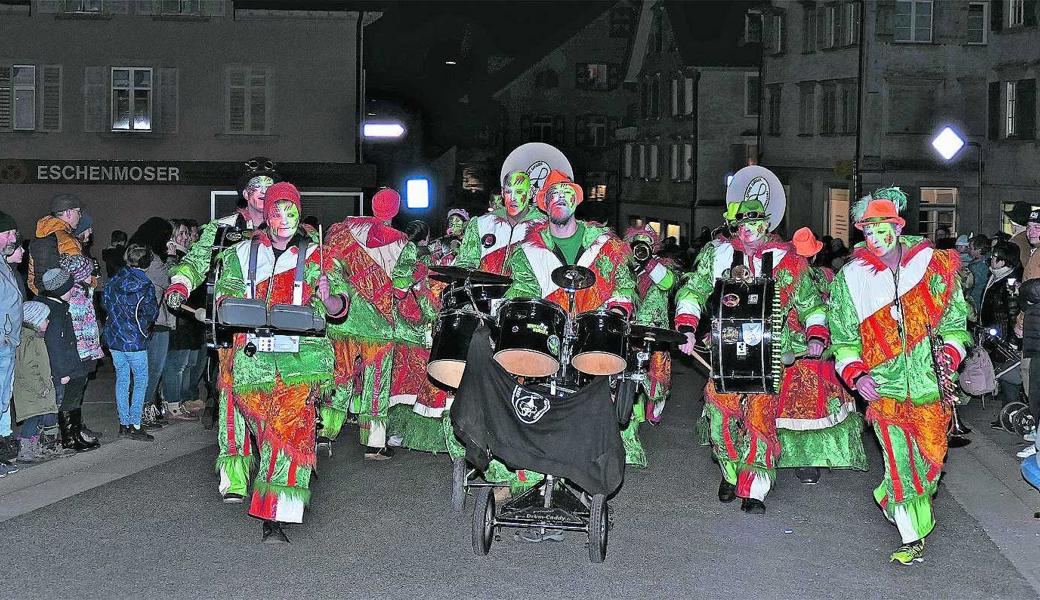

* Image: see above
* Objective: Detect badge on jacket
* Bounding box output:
[481,233,496,249]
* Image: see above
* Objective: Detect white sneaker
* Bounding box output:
[1024,429,1037,442]
[1016,445,1037,459]
[387,434,404,447]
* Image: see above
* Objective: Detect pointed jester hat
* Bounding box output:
[724,166,786,231]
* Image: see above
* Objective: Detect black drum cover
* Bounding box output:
[710,278,782,394]
[494,298,567,377]
[572,310,629,376]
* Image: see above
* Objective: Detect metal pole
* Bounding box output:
[969,142,983,233]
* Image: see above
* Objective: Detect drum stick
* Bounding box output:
[689,349,711,372]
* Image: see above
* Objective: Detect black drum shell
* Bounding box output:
[428,309,484,388]
[710,278,777,394]
[572,310,629,376]
[441,282,510,313]
[494,298,567,377]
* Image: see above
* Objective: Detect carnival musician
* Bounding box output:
[427,208,468,266]
[828,188,969,565]
[453,170,545,275]
[622,225,678,467]
[677,168,827,514]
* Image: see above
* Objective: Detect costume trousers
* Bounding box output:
[703,380,778,501]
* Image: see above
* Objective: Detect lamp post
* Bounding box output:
[931,126,984,233]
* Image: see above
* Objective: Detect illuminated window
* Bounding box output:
[894,0,933,43]
[111,67,152,131]
[919,187,958,238]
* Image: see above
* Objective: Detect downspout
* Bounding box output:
[356,10,365,165]
[853,0,865,201]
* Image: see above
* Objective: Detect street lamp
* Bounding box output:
[405,177,431,209]
[363,122,406,139]
[930,126,984,233]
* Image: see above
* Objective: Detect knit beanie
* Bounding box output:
[74,213,93,236]
[60,254,95,282]
[263,182,302,224]
[372,188,401,221]
[0,210,17,234]
[22,301,50,330]
[42,267,75,298]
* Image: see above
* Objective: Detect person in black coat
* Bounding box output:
[38,268,99,452]
[980,241,1023,338]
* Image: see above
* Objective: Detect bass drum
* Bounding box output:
[572,310,628,376]
[494,298,567,378]
[441,282,510,314]
[428,310,484,389]
[710,278,782,394]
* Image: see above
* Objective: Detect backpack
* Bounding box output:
[959,346,996,397]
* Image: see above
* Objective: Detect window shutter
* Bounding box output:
[608,117,619,143]
[520,114,531,141]
[201,0,225,16]
[248,67,268,133]
[1027,0,1039,26]
[816,6,827,48]
[552,115,565,146]
[157,67,178,133]
[1017,78,1036,139]
[988,81,1001,140]
[83,66,106,132]
[992,0,1004,31]
[575,114,587,146]
[0,67,10,130]
[876,0,895,36]
[640,81,648,118]
[40,65,62,131]
[227,67,245,132]
[607,63,621,90]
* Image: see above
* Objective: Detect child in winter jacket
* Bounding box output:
[39,268,99,452]
[102,244,159,441]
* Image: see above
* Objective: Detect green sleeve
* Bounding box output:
[827,270,862,366]
[790,262,826,327]
[612,250,636,307]
[938,268,971,351]
[675,243,717,326]
[170,219,219,291]
[391,242,419,291]
[213,245,245,301]
[452,218,482,270]
[504,248,542,299]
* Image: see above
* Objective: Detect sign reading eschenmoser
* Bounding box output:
[0,159,375,187]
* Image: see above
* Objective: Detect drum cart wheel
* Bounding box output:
[472,487,495,556]
[587,493,608,563]
[451,457,467,511]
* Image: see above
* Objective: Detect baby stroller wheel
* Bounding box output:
[1001,401,1027,432]
[1012,408,1036,436]
[451,457,467,512]
[588,493,608,564]
[472,487,495,556]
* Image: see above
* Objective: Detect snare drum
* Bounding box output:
[428,309,485,389]
[494,298,567,377]
[572,310,628,376]
[441,282,510,314]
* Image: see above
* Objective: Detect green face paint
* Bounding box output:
[269,200,299,238]
[737,219,768,245]
[503,171,532,217]
[863,222,899,257]
[448,215,465,236]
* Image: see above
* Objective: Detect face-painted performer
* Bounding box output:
[494,172,635,507]
[828,187,969,565]
[320,188,441,459]
[773,227,867,484]
[212,182,336,544]
[427,209,469,267]
[621,225,678,468]
[452,170,545,275]
[676,168,827,514]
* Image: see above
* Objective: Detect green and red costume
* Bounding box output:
[214,227,334,524]
[452,205,546,274]
[677,235,827,501]
[829,236,969,543]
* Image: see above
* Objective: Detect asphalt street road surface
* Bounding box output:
[0,359,1036,600]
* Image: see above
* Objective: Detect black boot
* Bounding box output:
[59,412,98,452]
[795,467,821,484]
[75,409,102,440]
[741,497,766,514]
[718,478,737,503]
[202,405,216,431]
[71,411,101,450]
[262,520,290,544]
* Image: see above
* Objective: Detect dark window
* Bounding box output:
[820,85,837,134]
[576,63,609,91]
[988,81,1002,140]
[534,69,559,89]
[803,5,816,52]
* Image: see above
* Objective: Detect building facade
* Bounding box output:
[760,0,1040,243]
[617,0,762,241]
[492,2,638,225]
[0,0,378,254]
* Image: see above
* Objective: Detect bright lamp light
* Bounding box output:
[406,178,430,209]
[363,122,406,139]
[931,126,966,161]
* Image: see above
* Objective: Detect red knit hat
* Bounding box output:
[372,188,401,221]
[263,182,301,223]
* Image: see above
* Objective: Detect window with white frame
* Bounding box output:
[62,0,102,13]
[745,73,760,117]
[670,143,680,180]
[683,75,694,115]
[894,0,933,43]
[530,115,553,143]
[111,67,152,131]
[919,187,958,238]
[682,143,694,181]
[1009,0,1026,27]
[577,63,609,91]
[586,172,608,201]
[649,144,659,179]
[771,12,785,54]
[1007,81,1018,138]
[11,65,34,131]
[822,4,837,48]
[160,0,201,15]
[842,1,860,45]
[967,2,988,44]
[227,66,270,134]
[623,143,633,178]
[586,115,607,147]
[803,5,816,52]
